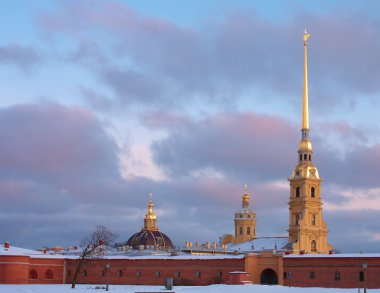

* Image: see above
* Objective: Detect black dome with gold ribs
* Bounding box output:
[126,193,174,250]
[126,230,173,249]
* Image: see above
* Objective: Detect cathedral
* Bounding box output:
[220,31,332,255]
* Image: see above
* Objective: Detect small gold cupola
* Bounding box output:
[242,184,250,209]
[143,193,159,231]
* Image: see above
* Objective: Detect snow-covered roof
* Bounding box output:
[0,245,65,258]
[228,236,289,253]
[0,244,243,260]
[285,253,380,258]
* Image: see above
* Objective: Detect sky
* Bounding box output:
[0,0,380,253]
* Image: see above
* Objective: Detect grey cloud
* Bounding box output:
[151,112,297,182]
[0,44,41,72]
[38,2,380,113]
[326,210,380,253]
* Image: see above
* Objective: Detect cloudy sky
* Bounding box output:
[1,0,380,253]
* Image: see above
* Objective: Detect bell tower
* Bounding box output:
[234,185,256,243]
[288,30,333,254]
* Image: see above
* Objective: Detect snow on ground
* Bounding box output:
[0,284,378,293]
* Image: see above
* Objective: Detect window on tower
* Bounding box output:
[311,214,316,225]
[311,240,317,252]
[309,154,311,161]
[311,187,315,197]
[296,187,300,197]
[239,227,243,235]
[247,227,251,235]
[295,214,300,225]
[304,154,307,160]
[299,154,302,161]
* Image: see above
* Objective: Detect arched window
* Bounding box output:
[304,154,307,160]
[311,187,315,198]
[155,271,160,278]
[195,271,201,278]
[311,240,317,252]
[359,271,364,282]
[83,270,88,277]
[299,154,302,161]
[217,271,223,277]
[136,270,141,278]
[309,154,311,161]
[239,226,243,235]
[175,271,181,278]
[309,271,315,279]
[118,270,123,277]
[29,270,38,280]
[295,214,300,225]
[311,214,316,225]
[296,187,300,198]
[44,269,54,279]
[247,227,251,235]
[334,271,341,281]
[101,270,106,277]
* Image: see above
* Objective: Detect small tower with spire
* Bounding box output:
[288,30,333,254]
[234,185,256,243]
[143,193,159,231]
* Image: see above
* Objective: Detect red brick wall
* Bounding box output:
[65,258,245,286]
[283,256,380,288]
[0,256,29,284]
[29,257,65,284]
[0,255,64,284]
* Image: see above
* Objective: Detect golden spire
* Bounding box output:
[143,192,158,231]
[148,192,154,214]
[298,29,313,156]
[302,28,310,130]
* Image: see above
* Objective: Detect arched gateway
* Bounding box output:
[260,268,278,285]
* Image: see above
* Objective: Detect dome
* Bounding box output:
[126,230,173,249]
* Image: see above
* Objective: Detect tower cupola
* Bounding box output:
[234,185,256,243]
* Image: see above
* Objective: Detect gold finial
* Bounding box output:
[242,184,250,209]
[148,192,154,212]
[303,28,310,44]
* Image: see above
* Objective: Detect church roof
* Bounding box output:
[126,230,173,249]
